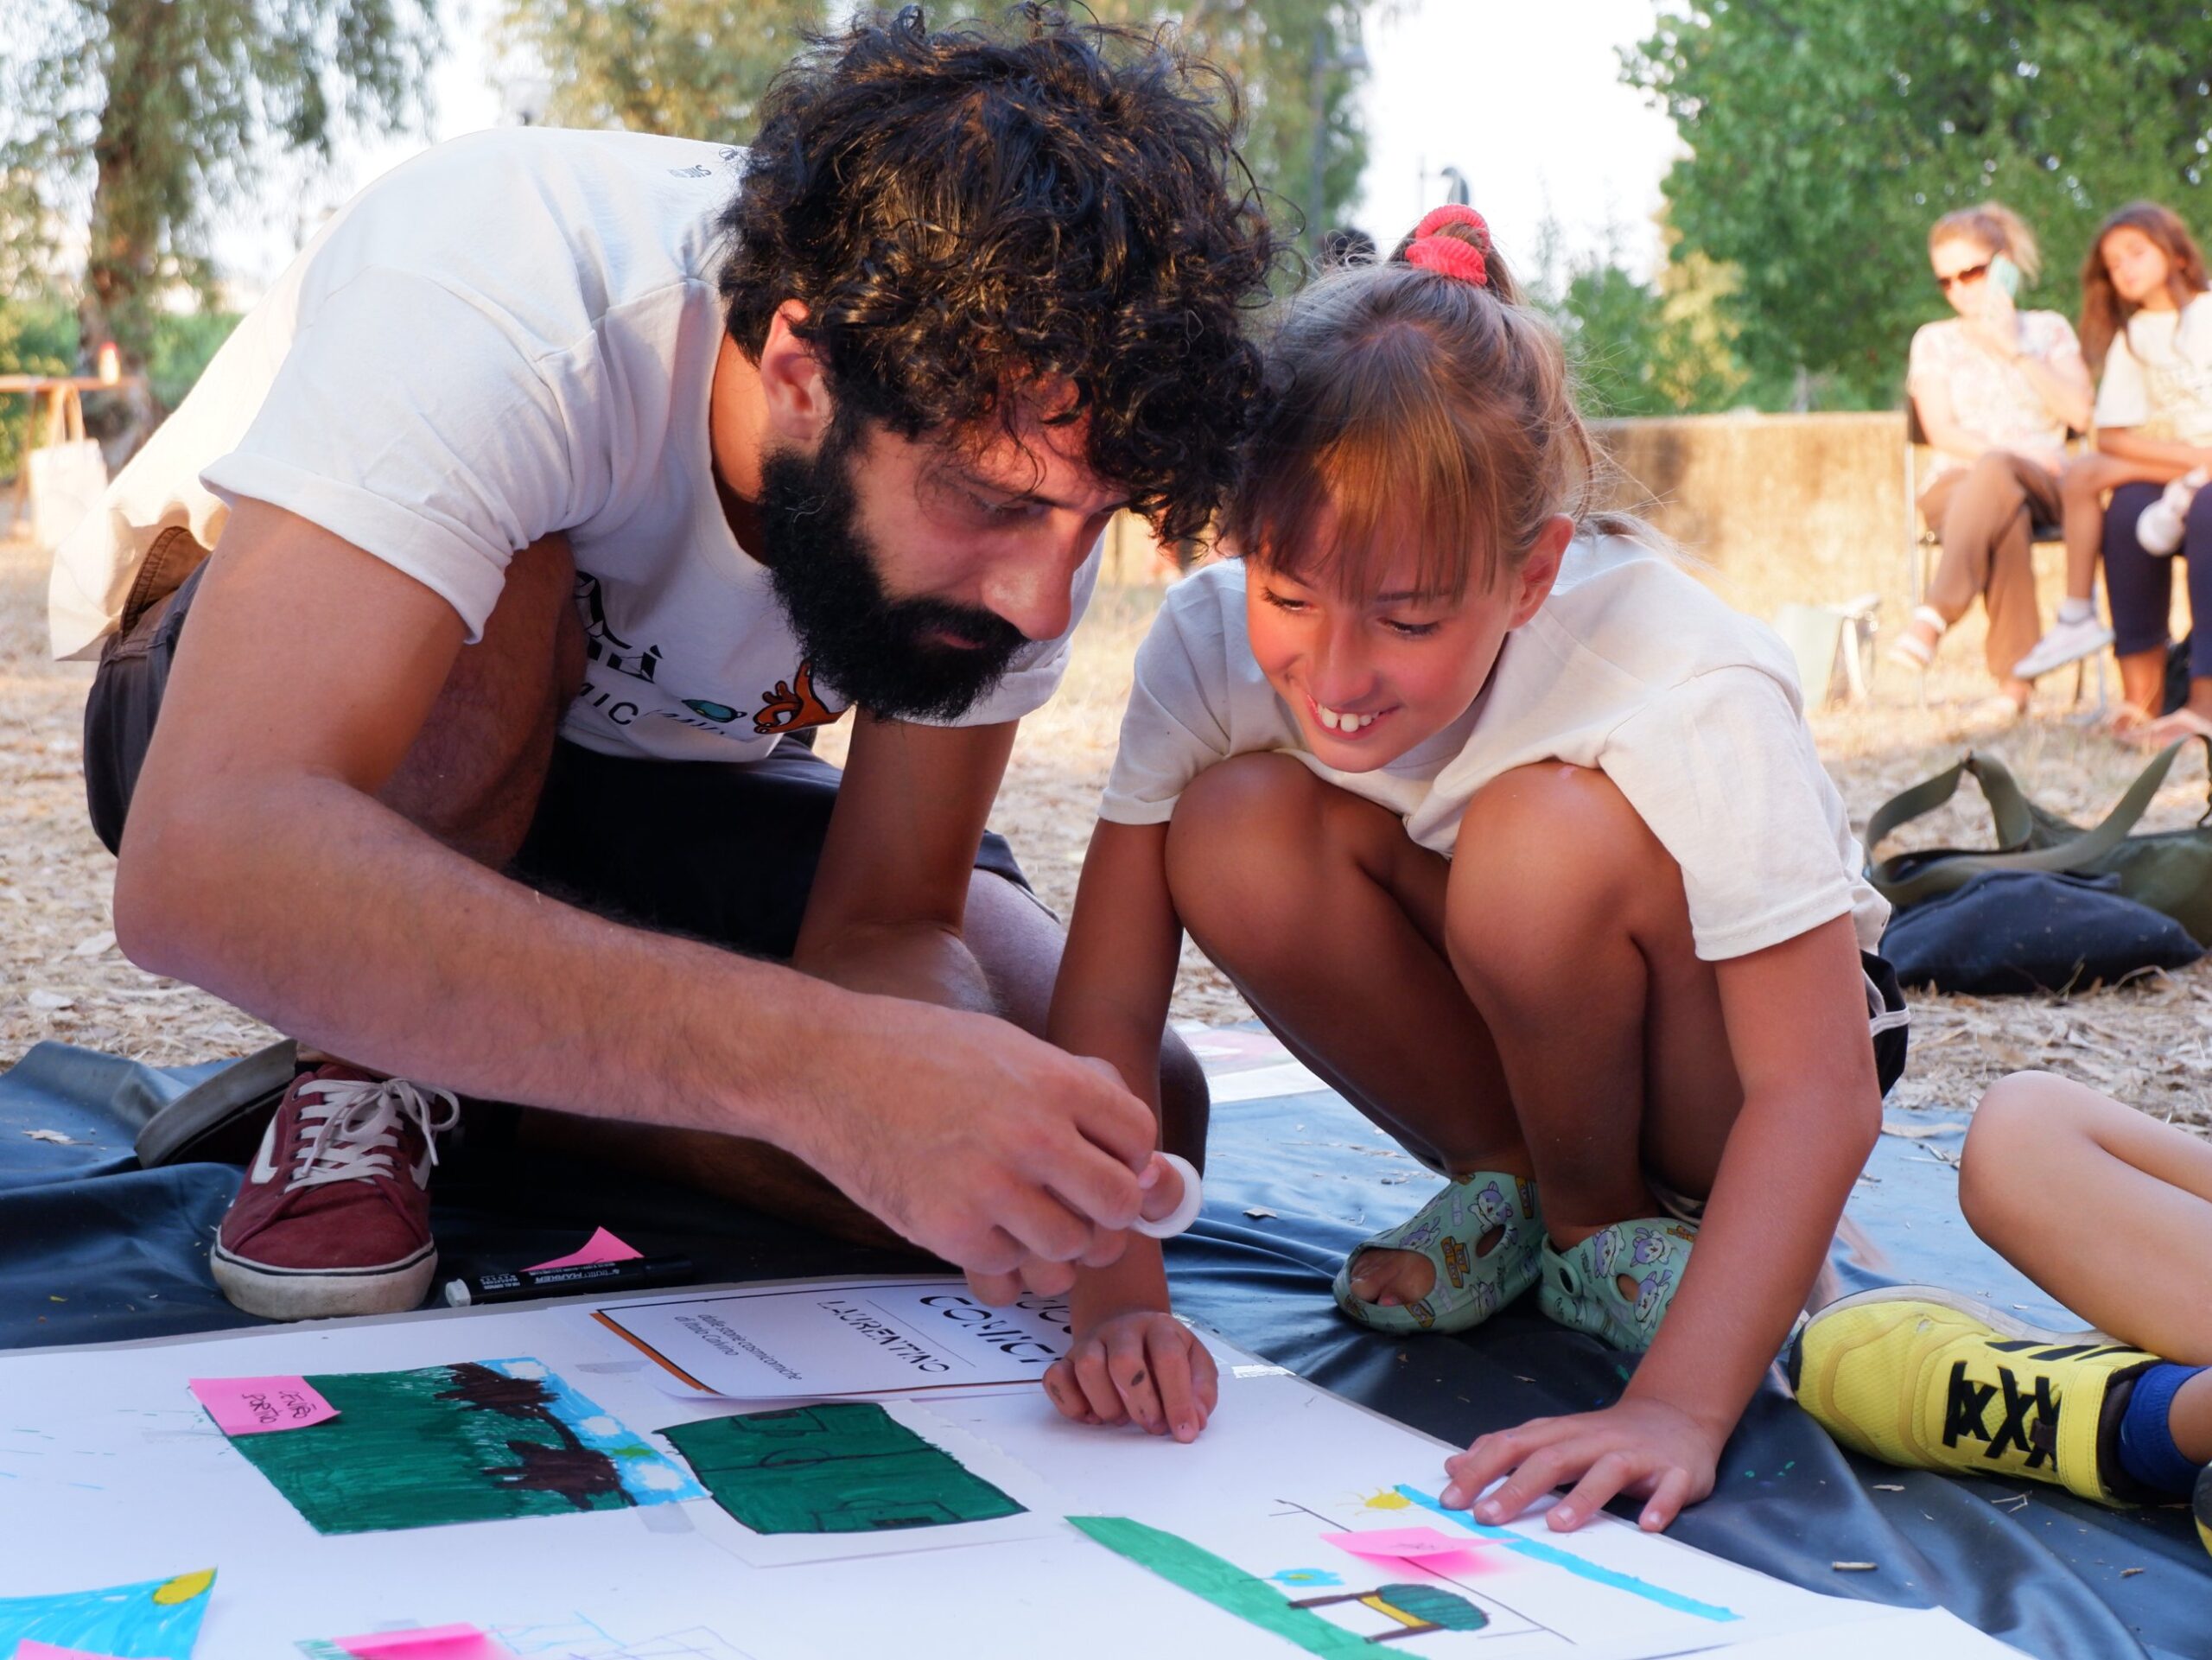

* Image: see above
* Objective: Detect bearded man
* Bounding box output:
[56,8,1274,1320]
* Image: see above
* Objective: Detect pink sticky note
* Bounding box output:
[335,1625,513,1658]
[1319,1525,1497,1561]
[18,1644,128,1659]
[188,1374,339,1435]
[524,1226,643,1272]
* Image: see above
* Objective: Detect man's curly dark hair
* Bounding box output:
[718,4,1276,543]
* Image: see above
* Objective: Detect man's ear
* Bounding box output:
[1507,514,1574,628]
[755,301,835,447]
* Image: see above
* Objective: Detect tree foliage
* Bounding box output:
[1626,0,2212,407]
[1,0,437,389]
[497,1,1384,246]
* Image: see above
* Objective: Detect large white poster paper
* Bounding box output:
[0,1282,1989,1659]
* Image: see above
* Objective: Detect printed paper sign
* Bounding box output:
[188,1374,339,1434]
[589,1277,1073,1400]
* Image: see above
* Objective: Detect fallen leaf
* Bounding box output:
[24,1129,78,1144]
[26,989,73,1011]
[70,928,116,957]
[1243,1206,1279,1219]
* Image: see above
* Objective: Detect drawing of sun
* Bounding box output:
[1268,1568,1344,1588]
[1359,1487,1414,1511]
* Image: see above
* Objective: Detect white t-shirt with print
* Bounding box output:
[48,127,1098,760]
[2094,293,2212,448]
[1100,541,1890,963]
[1906,311,2082,474]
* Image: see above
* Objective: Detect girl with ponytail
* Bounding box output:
[1037,208,1906,1538]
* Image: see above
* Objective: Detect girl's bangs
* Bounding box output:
[1244,406,1496,604]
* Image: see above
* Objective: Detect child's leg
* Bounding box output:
[1441,764,1743,1244]
[1166,755,1532,1320]
[2103,481,2184,716]
[2057,452,2182,598]
[1165,753,1521,1174]
[1961,1072,2212,1366]
[2173,487,2212,724]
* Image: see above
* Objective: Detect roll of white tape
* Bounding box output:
[1130,1152,1204,1240]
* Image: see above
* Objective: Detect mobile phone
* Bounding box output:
[1990,254,2022,299]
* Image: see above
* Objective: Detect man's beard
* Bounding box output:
[754,427,1028,722]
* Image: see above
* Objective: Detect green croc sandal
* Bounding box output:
[1332,1173,1542,1335]
[1539,1218,1698,1352]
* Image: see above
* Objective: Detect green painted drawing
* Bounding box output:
[662,1402,1024,1535]
[221,1357,702,1535]
[1070,1517,1379,1658]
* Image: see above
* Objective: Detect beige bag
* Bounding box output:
[27,385,108,552]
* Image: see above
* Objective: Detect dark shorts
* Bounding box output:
[1866,951,1910,1097]
[81,561,1033,962]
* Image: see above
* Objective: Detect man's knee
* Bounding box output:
[1447,765,1668,989]
[385,535,581,863]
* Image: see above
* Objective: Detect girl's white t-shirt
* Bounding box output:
[1100,540,1891,963]
[47,127,1097,761]
[2094,293,2212,447]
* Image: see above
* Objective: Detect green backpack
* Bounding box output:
[1864,737,2212,947]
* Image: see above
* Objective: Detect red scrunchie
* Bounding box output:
[1404,204,1491,287]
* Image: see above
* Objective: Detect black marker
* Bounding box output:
[442,1255,696,1307]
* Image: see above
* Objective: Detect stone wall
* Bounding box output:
[1590,410,1916,612]
[1104,409,1927,619]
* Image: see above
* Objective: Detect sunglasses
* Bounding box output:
[1936,261,1992,292]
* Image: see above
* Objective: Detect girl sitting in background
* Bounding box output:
[1891,203,2093,713]
[2027,204,2212,739]
[1038,207,1907,1536]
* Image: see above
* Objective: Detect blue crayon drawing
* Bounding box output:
[0,1568,216,1658]
[1393,1486,1738,1623]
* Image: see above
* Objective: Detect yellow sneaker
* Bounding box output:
[1787,1287,2160,1506]
[2196,1463,2212,1560]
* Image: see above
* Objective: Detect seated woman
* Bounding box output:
[1891,203,2094,714]
[2067,202,2212,741]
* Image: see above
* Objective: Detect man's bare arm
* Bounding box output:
[114,499,1154,1277]
[792,711,1016,1013]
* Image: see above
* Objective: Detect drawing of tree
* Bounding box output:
[1288,1580,1490,1642]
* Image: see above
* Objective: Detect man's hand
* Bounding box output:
[1041,1308,1217,1441]
[1438,1398,1723,1535]
[793,1006,1159,1299]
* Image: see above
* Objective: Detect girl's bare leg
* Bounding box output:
[1961,1072,2212,1371]
[2057,451,2183,606]
[1442,766,1745,1259]
[1163,753,1523,1307]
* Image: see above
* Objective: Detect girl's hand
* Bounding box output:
[1437,1398,1723,1533]
[1041,1309,1217,1441]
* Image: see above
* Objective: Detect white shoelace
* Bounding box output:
[287,1077,462,1191]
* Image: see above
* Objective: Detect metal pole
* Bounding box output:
[1309,23,1328,255]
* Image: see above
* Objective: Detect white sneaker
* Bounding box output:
[2139,498,2187,556]
[2013,614,2114,680]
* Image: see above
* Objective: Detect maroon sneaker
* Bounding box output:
[210,1065,460,1320]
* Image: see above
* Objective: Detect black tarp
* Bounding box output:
[1,1040,2204,1657]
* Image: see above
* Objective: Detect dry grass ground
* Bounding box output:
[3,527,2207,1135]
